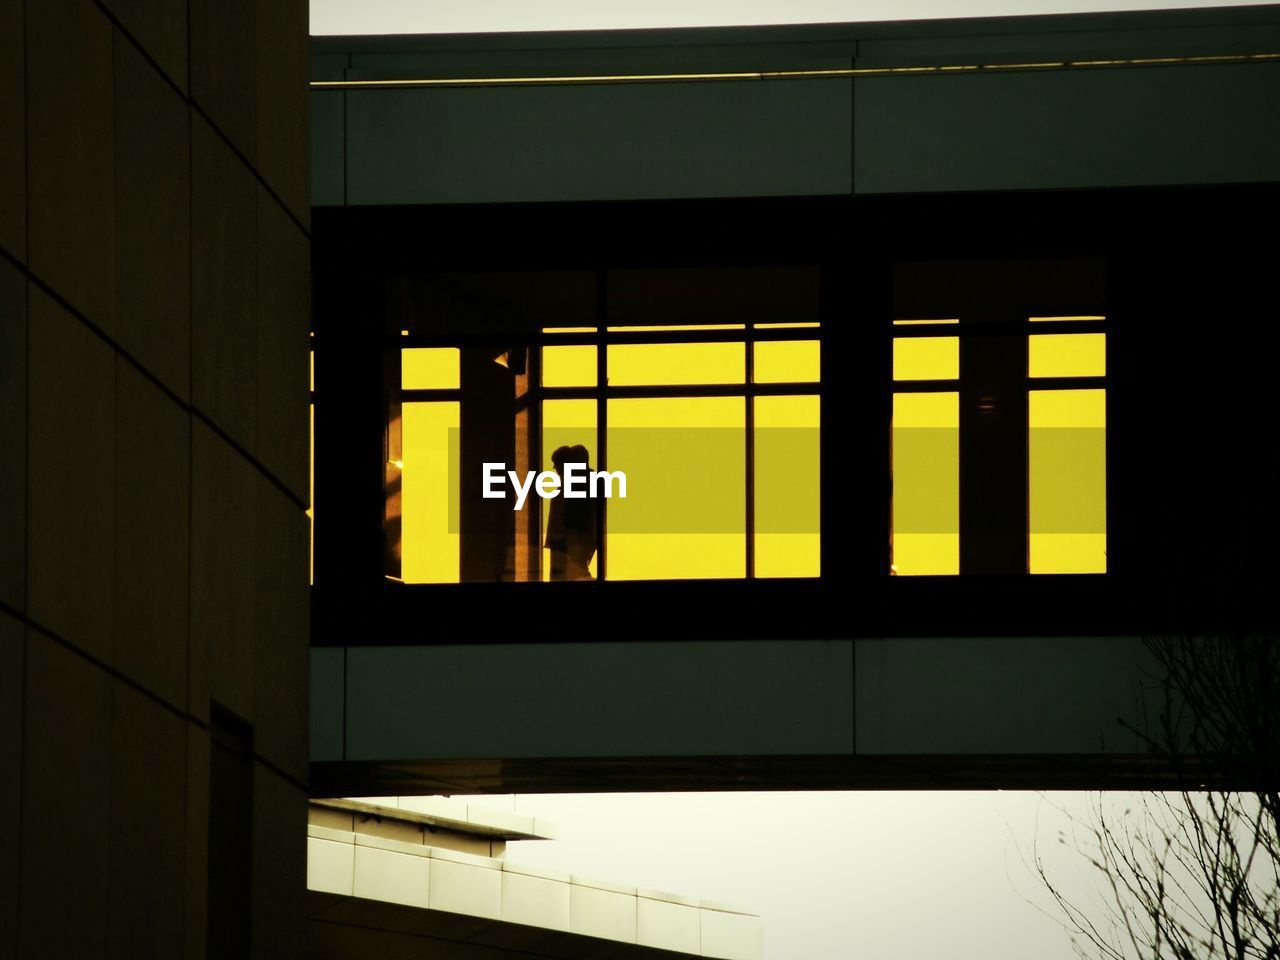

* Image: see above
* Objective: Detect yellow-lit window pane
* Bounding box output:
[892,392,959,575]
[1028,333,1106,378]
[402,347,460,390]
[753,340,820,383]
[607,397,745,580]
[542,345,598,387]
[755,395,820,577]
[1030,389,1106,574]
[541,399,599,581]
[893,337,959,381]
[608,343,744,386]
[401,402,460,583]
[606,324,745,332]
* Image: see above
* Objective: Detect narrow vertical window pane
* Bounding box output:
[753,340,820,383]
[754,395,820,577]
[402,347,461,390]
[893,337,959,381]
[541,399,598,581]
[607,397,745,580]
[542,345,597,387]
[1029,389,1106,573]
[892,392,959,575]
[401,402,460,583]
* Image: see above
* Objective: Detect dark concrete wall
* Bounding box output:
[0,0,311,956]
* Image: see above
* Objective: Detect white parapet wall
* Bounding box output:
[306,798,762,960]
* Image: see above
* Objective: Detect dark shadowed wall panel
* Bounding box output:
[345,79,853,204]
[854,62,1280,194]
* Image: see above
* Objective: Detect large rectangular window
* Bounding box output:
[887,268,1107,576]
[392,315,820,583]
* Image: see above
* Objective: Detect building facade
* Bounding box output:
[307,5,1280,796]
[1,0,312,956]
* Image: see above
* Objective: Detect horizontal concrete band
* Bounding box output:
[315,58,1280,204]
[313,636,1161,765]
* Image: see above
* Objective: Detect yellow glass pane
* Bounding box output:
[542,345,597,387]
[753,340,820,383]
[892,318,959,326]
[401,402,460,583]
[1028,333,1106,378]
[755,395,820,578]
[893,337,959,381]
[606,324,745,332]
[892,392,959,575]
[541,400,599,581]
[756,322,820,329]
[607,397,745,580]
[608,342,744,386]
[402,347,460,390]
[1030,389,1106,574]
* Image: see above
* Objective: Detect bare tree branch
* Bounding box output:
[1032,637,1280,960]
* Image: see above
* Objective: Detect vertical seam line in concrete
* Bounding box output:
[16,0,29,925]
[105,40,121,951]
[187,0,195,735]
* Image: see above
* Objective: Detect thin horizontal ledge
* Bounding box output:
[311,52,1280,90]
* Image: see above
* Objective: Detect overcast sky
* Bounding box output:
[311,0,1277,35]
[458,790,1114,960]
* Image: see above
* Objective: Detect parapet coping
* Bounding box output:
[312,796,553,841]
[307,823,759,917]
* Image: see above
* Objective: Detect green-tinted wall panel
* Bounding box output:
[855,636,1160,755]
[343,641,856,760]
[854,62,1280,194]
[311,647,346,761]
[323,636,1165,764]
[311,91,345,206]
[345,79,853,205]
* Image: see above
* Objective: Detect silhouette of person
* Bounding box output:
[545,444,597,580]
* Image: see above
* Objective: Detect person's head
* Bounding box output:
[551,444,591,475]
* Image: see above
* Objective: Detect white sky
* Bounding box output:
[462,790,1112,960]
[310,0,1278,35]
